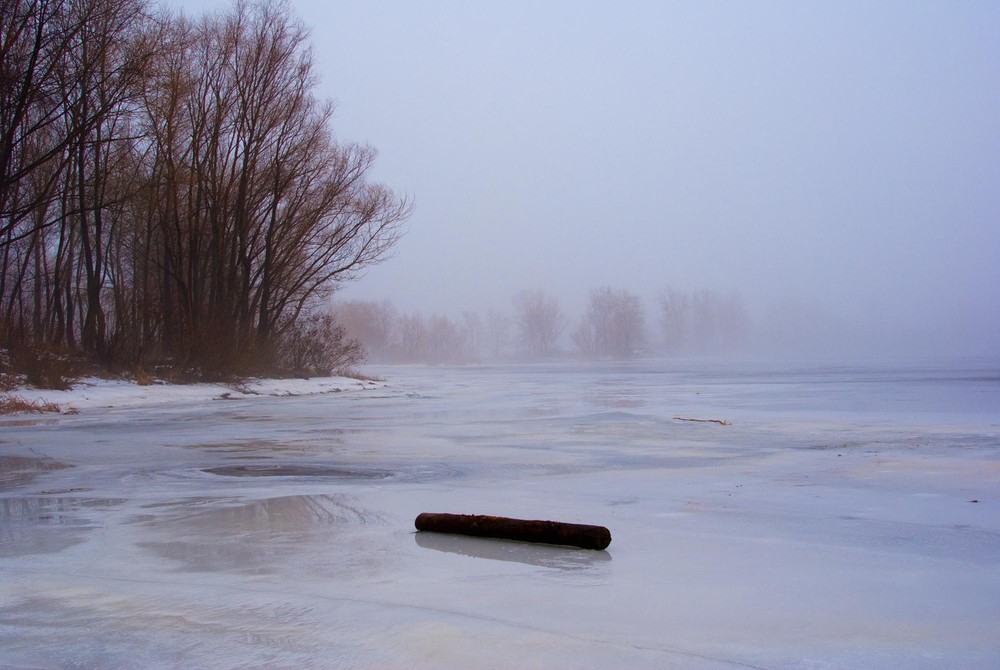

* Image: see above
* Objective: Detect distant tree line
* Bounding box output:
[334,286,749,364]
[657,287,749,354]
[0,0,407,379]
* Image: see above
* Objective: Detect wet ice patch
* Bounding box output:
[0,455,72,487]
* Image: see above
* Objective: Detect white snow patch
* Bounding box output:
[10,375,385,412]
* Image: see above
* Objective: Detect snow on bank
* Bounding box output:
[10,374,385,413]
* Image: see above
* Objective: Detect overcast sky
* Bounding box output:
[165,0,999,356]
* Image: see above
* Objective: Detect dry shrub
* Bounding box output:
[279,312,364,376]
[338,368,384,382]
[149,364,201,385]
[17,346,83,390]
[133,366,154,386]
[0,349,21,391]
[0,393,61,415]
[0,372,21,392]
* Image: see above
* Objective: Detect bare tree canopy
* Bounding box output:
[0,0,408,376]
[574,286,644,359]
[512,288,565,358]
[658,287,748,354]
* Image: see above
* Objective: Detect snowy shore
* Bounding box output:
[8,374,385,413]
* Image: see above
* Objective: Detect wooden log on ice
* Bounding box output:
[414,512,611,550]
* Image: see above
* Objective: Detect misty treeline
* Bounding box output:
[334,286,749,364]
[0,0,407,379]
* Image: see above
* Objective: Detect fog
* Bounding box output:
[165,1,1000,357]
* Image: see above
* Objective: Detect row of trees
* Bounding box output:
[1,0,407,376]
[334,287,749,364]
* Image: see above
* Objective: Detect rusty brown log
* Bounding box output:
[414,512,611,550]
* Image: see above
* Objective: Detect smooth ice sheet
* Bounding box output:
[1,359,998,668]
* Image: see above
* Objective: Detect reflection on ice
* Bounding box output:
[0,454,71,487]
[0,416,60,428]
[137,494,382,574]
[414,531,612,569]
[0,496,126,557]
[142,493,379,527]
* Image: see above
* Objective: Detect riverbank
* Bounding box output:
[3,374,385,414]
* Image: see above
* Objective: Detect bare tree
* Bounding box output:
[1,0,154,351]
[396,311,427,362]
[658,287,690,353]
[717,290,749,351]
[483,308,510,360]
[137,0,408,372]
[512,289,564,358]
[2,0,408,378]
[425,313,467,363]
[460,310,482,359]
[334,299,397,362]
[65,0,154,360]
[573,286,644,359]
[659,287,748,354]
[1,0,81,242]
[691,290,721,350]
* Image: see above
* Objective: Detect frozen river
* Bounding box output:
[2,358,999,669]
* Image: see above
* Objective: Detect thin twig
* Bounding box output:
[673,416,732,426]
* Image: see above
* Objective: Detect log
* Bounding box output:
[414,512,611,550]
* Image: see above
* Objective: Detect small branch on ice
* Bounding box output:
[673,416,732,426]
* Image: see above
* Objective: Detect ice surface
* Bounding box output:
[1,359,998,668]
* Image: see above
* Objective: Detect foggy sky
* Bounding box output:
[165,0,1000,356]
